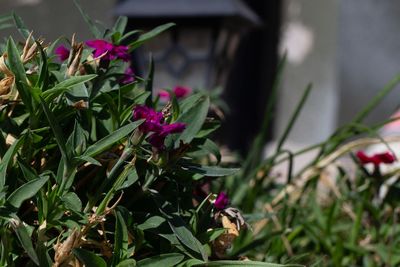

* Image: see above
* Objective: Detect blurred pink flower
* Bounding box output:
[173,86,191,98]
[55,45,70,61]
[158,85,192,102]
[121,67,135,84]
[86,39,129,62]
[214,192,229,210]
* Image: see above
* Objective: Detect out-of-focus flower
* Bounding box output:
[133,105,185,150]
[173,86,191,98]
[86,39,129,62]
[158,90,170,101]
[214,192,229,210]
[356,151,396,166]
[121,67,135,84]
[112,45,130,62]
[158,85,192,102]
[55,45,70,61]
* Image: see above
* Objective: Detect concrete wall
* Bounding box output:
[0,0,115,41]
[338,1,400,126]
[275,0,339,145]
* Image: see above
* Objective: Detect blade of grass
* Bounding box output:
[276,84,312,153]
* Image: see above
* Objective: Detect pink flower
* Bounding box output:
[133,105,164,133]
[148,123,186,149]
[112,45,130,62]
[356,151,396,166]
[214,192,229,210]
[133,105,186,150]
[55,45,70,61]
[158,90,170,101]
[86,39,129,62]
[158,86,192,102]
[173,86,191,98]
[121,67,135,84]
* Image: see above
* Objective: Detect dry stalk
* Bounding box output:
[52,193,124,267]
[271,136,400,207]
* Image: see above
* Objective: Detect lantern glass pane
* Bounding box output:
[142,28,213,90]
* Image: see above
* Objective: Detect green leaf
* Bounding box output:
[17,159,38,181]
[276,84,312,153]
[117,259,137,267]
[12,12,30,39]
[353,74,400,123]
[198,228,225,243]
[116,168,139,190]
[36,41,49,90]
[113,210,129,265]
[138,216,166,231]
[67,121,88,156]
[129,23,175,51]
[193,261,303,267]
[196,121,220,138]
[113,16,128,35]
[7,37,33,112]
[176,95,210,145]
[36,241,52,267]
[0,23,13,31]
[73,0,102,38]
[177,259,205,267]
[0,13,12,25]
[75,155,101,166]
[137,253,185,267]
[180,163,239,178]
[201,139,221,163]
[40,97,70,161]
[42,74,97,101]
[145,56,154,107]
[73,248,107,267]
[151,191,208,261]
[83,120,143,158]
[61,192,82,212]
[7,176,49,208]
[0,138,23,191]
[10,216,39,265]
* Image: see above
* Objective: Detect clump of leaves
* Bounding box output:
[0,4,300,267]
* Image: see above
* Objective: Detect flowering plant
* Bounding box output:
[0,4,303,267]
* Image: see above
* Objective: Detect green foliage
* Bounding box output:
[0,6,295,267]
[1,3,398,267]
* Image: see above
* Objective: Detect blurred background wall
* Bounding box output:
[2,0,400,154]
[0,0,114,40]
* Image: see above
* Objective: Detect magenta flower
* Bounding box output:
[112,45,130,62]
[158,85,192,102]
[214,192,229,210]
[133,105,164,133]
[356,151,396,166]
[121,67,135,84]
[86,39,130,62]
[133,105,186,149]
[55,45,70,61]
[148,123,186,149]
[158,90,170,101]
[173,86,191,98]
